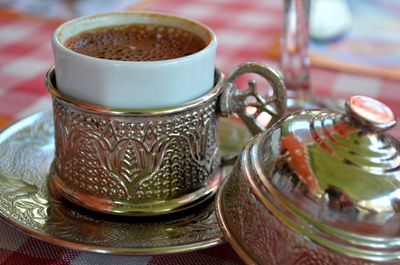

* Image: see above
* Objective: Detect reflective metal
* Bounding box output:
[216,95,400,264]
[0,111,251,254]
[220,62,287,135]
[46,63,287,216]
[47,68,224,216]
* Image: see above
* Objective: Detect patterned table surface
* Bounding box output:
[0,0,399,264]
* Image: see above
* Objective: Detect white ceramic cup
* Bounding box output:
[52,12,217,109]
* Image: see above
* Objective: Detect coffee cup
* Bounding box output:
[47,12,287,216]
[52,12,216,109]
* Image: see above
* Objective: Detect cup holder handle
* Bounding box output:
[219,62,287,166]
[220,62,287,136]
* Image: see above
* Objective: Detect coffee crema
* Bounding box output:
[64,24,207,61]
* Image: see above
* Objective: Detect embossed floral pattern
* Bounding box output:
[52,97,220,205]
[0,111,224,252]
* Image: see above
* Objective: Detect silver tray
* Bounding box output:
[0,110,250,255]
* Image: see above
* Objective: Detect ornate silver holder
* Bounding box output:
[0,111,251,254]
[45,62,287,216]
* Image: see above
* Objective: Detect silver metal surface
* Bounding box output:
[46,62,287,216]
[346,95,396,130]
[47,68,224,216]
[220,62,287,135]
[0,111,251,255]
[216,96,400,264]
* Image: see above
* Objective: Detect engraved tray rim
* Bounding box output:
[0,110,250,255]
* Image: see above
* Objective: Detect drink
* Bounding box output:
[52,12,217,108]
[64,24,207,61]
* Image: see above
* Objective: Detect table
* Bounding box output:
[0,0,399,264]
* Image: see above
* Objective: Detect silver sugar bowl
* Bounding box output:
[216,95,400,265]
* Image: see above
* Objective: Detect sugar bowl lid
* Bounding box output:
[243,95,400,260]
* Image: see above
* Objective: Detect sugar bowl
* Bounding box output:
[216,96,400,264]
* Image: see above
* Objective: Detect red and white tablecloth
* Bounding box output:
[0,0,399,264]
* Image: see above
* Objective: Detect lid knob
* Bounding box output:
[345,95,396,131]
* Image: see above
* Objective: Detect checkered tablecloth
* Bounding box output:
[0,0,399,264]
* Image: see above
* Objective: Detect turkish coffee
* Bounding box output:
[64,24,207,61]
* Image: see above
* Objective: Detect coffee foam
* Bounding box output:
[64,24,206,61]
